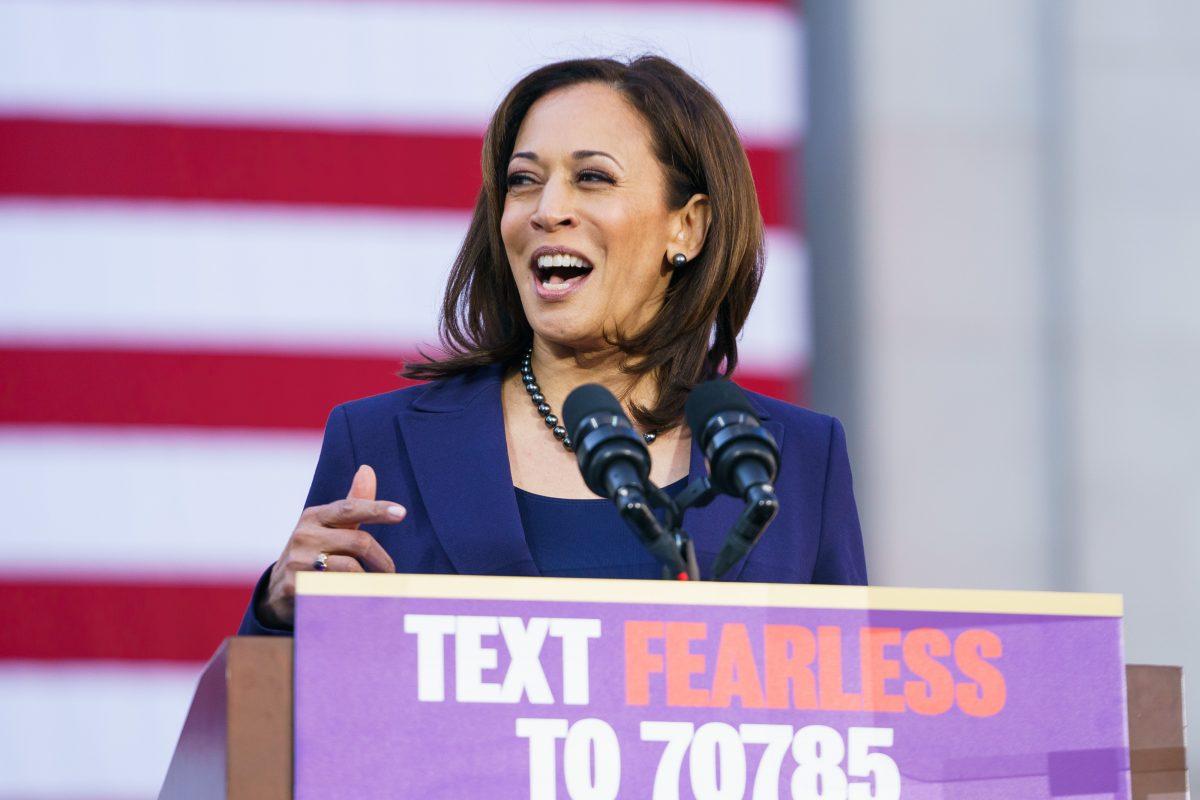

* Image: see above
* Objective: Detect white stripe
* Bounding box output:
[0,202,457,356]
[752,233,811,367]
[0,202,808,368]
[0,0,804,141]
[0,428,318,575]
[0,662,200,798]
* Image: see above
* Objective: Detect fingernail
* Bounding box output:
[387,505,406,518]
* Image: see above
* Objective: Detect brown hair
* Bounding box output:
[403,54,765,429]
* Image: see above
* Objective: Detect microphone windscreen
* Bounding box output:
[685,379,755,442]
[563,383,625,439]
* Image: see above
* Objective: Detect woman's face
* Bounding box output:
[501,82,686,352]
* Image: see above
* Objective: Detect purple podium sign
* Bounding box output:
[295,574,1129,799]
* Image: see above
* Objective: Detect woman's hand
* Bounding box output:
[257,464,403,628]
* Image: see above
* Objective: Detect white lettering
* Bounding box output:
[405,615,601,706]
[454,615,503,702]
[550,618,601,705]
[516,717,569,800]
[500,616,554,704]
[402,614,455,702]
[563,718,620,800]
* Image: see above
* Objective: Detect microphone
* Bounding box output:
[563,384,688,578]
[685,379,781,578]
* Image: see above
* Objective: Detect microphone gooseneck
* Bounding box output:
[564,384,688,577]
[685,379,781,578]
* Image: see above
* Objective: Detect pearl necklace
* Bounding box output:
[520,348,657,453]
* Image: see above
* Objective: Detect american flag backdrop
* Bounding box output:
[0,1,806,796]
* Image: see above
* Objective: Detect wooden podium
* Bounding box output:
[160,636,1188,800]
[159,638,292,800]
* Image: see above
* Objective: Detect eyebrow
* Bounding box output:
[510,150,623,169]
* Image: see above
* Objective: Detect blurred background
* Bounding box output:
[0,0,1195,797]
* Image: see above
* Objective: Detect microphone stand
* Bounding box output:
[644,475,780,581]
[612,484,692,580]
[644,478,716,582]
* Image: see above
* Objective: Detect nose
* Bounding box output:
[530,176,577,232]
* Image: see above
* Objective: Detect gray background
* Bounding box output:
[806,0,1199,777]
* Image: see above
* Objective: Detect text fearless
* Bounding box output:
[625,621,1006,717]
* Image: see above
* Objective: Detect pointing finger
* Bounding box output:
[314,497,407,528]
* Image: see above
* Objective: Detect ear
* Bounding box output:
[667,193,712,264]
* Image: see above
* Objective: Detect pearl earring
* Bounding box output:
[671,253,687,267]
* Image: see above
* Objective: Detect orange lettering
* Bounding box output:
[817,626,862,711]
[710,623,765,708]
[624,621,664,705]
[764,625,817,709]
[861,627,904,712]
[955,629,1006,717]
[902,628,954,715]
[665,622,710,707]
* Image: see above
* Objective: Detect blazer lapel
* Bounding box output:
[682,393,784,582]
[394,367,783,581]
[396,364,540,577]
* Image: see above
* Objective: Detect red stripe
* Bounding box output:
[0,116,797,229]
[0,344,801,430]
[0,117,481,213]
[0,345,417,431]
[735,370,801,403]
[0,578,254,662]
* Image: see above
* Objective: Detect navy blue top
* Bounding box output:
[515,477,689,579]
[237,363,867,637]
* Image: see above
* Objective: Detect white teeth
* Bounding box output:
[536,253,591,269]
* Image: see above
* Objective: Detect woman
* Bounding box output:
[239,55,866,635]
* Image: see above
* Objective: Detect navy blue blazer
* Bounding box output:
[238,363,866,635]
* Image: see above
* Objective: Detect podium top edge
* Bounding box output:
[296,573,1124,618]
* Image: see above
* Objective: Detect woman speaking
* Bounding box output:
[239,55,867,635]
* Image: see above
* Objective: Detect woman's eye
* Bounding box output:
[506,171,611,188]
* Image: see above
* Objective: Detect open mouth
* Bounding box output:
[533,252,594,294]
